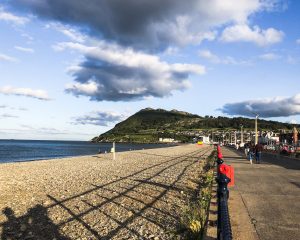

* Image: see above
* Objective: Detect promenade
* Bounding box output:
[223,147,300,240]
[0,144,213,239]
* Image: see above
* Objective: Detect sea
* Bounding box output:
[0,139,174,163]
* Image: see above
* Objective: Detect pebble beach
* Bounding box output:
[0,144,213,240]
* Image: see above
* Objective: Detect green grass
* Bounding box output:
[180,151,216,239]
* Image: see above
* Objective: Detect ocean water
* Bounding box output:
[0,140,173,163]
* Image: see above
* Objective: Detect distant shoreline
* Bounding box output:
[0,140,179,164]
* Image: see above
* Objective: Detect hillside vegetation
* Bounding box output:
[92,108,297,143]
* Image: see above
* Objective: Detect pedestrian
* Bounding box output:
[255,143,263,164]
[248,143,255,164]
[244,143,250,157]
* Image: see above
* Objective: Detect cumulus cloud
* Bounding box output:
[259,53,281,60]
[14,46,34,53]
[56,41,205,101]
[72,111,126,126]
[0,6,29,25]
[9,0,285,102]
[199,49,250,65]
[219,94,300,118]
[0,86,51,100]
[220,24,284,46]
[0,53,18,62]
[12,0,281,50]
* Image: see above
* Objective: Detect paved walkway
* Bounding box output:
[223,147,300,240]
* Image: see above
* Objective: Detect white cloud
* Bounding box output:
[199,50,220,63]
[259,53,281,60]
[65,81,98,97]
[220,93,300,118]
[199,49,250,65]
[0,125,93,139]
[0,86,51,100]
[45,23,86,43]
[21,33,34,42]
[220,24,284,46]
[0,114,18,119]
[14,46,34,53]
[72,111,127,126]
[0,53,18,62]
[290,119,297,124]
[162,47,179,56]
[55,41,205,101]
[0,7,29,25]
[54,42,205,73]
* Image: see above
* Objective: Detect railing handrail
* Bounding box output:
[216,145,233,240]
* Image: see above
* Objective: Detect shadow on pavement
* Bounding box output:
[262,153,300,170]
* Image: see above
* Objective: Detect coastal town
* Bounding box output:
[161,126,300,157]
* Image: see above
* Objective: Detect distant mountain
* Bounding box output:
[92,108,298,143]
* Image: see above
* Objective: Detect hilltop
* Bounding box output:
[92,108,297,143]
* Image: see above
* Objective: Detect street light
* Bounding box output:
[234,131,237,146]
[240,124,244,145]
[255,114,259,145]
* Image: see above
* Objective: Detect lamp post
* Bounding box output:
[234,131,237,146]
[240,124,244,145]
[293,126,298,150]
[255,115,259,145]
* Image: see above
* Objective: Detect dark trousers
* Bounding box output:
[256,151,262,163]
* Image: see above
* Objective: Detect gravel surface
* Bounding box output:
[0,144,213,239]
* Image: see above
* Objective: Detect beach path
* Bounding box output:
[0,144,213,240]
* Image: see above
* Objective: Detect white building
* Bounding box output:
[159,138,175,143]
[198,136,210,144]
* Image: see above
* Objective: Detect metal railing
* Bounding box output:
[216,157,232,240]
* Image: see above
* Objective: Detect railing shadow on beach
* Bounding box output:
[1,147,211,239]
[1,205,70,240]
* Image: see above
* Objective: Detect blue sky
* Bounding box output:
[0,0,299,140]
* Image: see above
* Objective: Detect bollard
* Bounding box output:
[218,164,234,187]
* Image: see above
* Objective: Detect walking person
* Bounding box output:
[255,143,263,164]
[248,143,255,165]
[244,143,250,157]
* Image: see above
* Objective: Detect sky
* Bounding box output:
[0,0,299,140]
